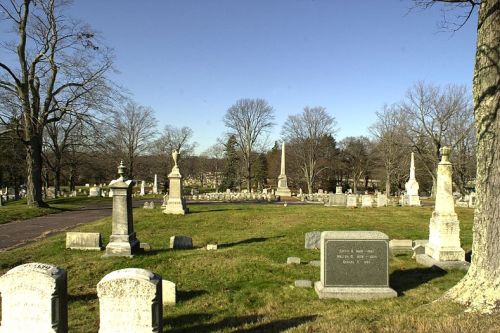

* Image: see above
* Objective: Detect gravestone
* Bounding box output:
[97,268,162,333]
[152,174,158,194]
[389,239,413,253]
[169,235,193,249]
[104,161,140,257]
[403,152,421,206]
[346,194,357,208]
[315,231,397,300]
[417,147,466,268]
[89,186,101,197]
[162,280,176,305]
[163,150,188,215]
[140,180,145,196]
[276,142,292,196]
[336,186,343,194]
[66,232,102,250]
[0,262,68,332]
[376,194,388,207]
[361,195,373,208]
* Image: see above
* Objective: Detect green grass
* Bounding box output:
[0,196,112,225]
[1,203,497,332]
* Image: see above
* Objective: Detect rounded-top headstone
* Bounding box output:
[0,262,68,333]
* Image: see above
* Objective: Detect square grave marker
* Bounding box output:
[315,231,397,300]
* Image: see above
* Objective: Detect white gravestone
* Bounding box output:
[89,186,101,197]
[97,268,162,333]
[152,174,158,194]
[361,195,373,208]
[421,147,466,263]
[404,152,421,206]
[275,142,291,197]
[66,232,102,250]
[163,150,188,215]
[140,180,146,196]
[0,262,68,333]
[346,194,357,208]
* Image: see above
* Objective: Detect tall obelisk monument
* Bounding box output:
[276,142,291,197]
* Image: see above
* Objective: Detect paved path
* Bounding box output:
[0,205,114,251]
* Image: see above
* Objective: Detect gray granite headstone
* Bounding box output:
[169,235,193,249]
[315,231,397,300]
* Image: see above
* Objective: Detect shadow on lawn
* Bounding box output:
[68,292,97,303]
[390,267,447,296]
[166,314,316,333]
[177,289,208,302]
[219,235,285,249]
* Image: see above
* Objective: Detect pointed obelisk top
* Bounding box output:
[280,142,286,176]
[409,152,416,180]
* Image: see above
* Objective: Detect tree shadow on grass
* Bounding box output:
[166,314,262,333]
[68,292,97,303]
[390,267,447,296]
[165,314,317,333]
[219,235,285,249]
[177,289,208,302]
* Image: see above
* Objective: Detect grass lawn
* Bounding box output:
[0,196,112,225]
[1,203,498,332]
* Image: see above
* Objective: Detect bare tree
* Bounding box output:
[369,104,410,195]
[415,0,500,314]
[107,100,157,179]
[340,136,373,193]
[154,125,196,156]
[223,98,275,191]
[201,143,225,191]
[282,107,337,194]
[0,0,113,206]
[400,82,474,196]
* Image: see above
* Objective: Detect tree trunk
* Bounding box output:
[246,157,251,191]
[25,134,47,207]
[385,169,391,195]
[445,0,500,313]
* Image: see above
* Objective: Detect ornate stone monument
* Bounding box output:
[97,268,162,333]
[417,147,467,269]
[0,262,68,332]
[163,150,188,215]
[104,161,140,257]
[276,142,291,197]
[404,152,421,206]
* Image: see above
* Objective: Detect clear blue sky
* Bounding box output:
[68,0,477,153]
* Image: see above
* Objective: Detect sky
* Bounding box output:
[65,0,477,153]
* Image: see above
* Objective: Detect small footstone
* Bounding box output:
[170,235,193,249]
[416,254,470,271]
[162,280,176,305]
[206,244,218,250]
[287,257,301,265]
[295,280,313,288]
[304,231,321,249]
[308,260,321,267]
[140,242,152,251]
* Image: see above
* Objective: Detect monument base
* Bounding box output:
[416,254,469,271]
[163,198,188,215]
[404,194,421,206]
[314,281,397,300]
[104,233,140,257]
[276,188,291,197]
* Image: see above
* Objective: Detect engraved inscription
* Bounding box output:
[324,240,388,287]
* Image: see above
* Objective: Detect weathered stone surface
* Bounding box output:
[361,195,373,208]
[163,150,188,215]
[276,143,292,197]
[315,231,397,300]
[416,254,470,271]
[89,186,101,197]
[346,194,357,208]
[0,262,68,333]
[294,280,313,288]
[305,231,321,249]
[412,244,426,258]
[66,232,102,251]
[140,243,152,251]
[389,239,413,252]
[425,147,465,262]
[287,257,301,265]
[104,162,140,257]
[404,152,421,206]
[97,268,162,333]
[162,280,176,305]
[376,194,388,207]
[170,235,193,249]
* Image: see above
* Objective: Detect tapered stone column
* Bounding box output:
[104,161,140,257]
[416,147,467,270]
[152,174,158,194]
[404,152,420,206]
[163,150,188,215]
[276,142,291,197]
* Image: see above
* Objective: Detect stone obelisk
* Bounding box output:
[276,142,291,197]
[152,174,158,194]
[163,149,188,215]
[404,152,421,206]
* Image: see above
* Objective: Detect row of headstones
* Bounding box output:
[0,263,175,332]
[188,192,278,202]
[322,193,390,208]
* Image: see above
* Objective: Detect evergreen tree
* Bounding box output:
[220,135,240,191]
